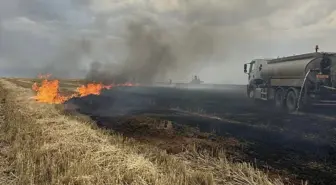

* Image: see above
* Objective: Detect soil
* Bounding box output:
[65,85,336,185]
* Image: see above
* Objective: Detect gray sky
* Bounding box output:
[0,0,335,84]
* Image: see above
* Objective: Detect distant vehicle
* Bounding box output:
[244,49,336,112]
[189,75,204,84]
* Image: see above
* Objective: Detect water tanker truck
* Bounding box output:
[244,51,336,112]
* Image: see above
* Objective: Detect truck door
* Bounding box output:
[248,61,256,82]
[250,60,267,82]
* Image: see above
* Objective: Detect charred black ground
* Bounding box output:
[65,85,336,185]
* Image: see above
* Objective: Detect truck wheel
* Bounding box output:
[274,88,285,109]
[286,90,298,112]
[247,84,256,99]
[248,88,255,99]
[248,87,265,106]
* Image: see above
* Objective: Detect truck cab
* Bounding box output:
[244,59,269,87]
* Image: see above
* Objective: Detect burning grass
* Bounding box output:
[30,75,138,104]
[0,78,288,185]
[31,75,113,104]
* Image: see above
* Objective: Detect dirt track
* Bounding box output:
[65,85,336,185]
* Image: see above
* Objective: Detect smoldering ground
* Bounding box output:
[65,83,336,184]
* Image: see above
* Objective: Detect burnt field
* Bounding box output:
[66,85,336,185]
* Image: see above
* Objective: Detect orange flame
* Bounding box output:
[32,78,70,104]
[31,75,137,104]
[76,83,112,97]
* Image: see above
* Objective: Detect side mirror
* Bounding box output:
[244,64,247,73]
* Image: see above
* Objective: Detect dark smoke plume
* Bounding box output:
[86,17,178,84]
[5,0,330,84]
[85,15,218,84]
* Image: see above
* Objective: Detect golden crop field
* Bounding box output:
[0,77,308,185]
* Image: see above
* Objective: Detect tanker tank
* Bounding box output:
[260,52,336,87]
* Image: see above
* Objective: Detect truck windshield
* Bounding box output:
[249,61,255,73]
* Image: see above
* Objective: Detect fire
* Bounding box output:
[76,83,112,97]
[32,75,137,104]
[32,78,70,104]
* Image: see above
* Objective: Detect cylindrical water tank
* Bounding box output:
[260,54,336,84]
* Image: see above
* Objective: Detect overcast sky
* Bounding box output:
[0,0,335,84]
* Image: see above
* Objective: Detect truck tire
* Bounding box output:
[247,84,256,99]
[274,88,285,109]
[286,90,298,112]
[248,88,255,99]
[248,85,266,107]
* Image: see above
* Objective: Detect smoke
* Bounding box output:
[85,6,225,83]
[1,0,335,83]
[39,37,92,79]
[84,0,289,84]
[87,17,177,83]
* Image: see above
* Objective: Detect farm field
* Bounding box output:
[1,77,336,184]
